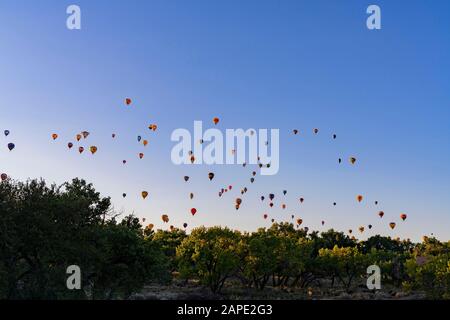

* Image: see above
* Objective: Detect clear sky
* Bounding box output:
[1,0,449,241]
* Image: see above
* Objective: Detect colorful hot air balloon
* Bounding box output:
[68,142,73,149]
[7,143,15,151]
[357,195,363,203]
[400,213,407,221]
[321,220,325,226]
[190,208,197,216]
[141,191,148,199]
[52,133,58,140]
[368,224,373,229]
[208,172,215,181]
[389,222,396,230]
[213,117,220,125]
[228,185,232,190]
[125,98,132,105]
[90,146,98,154]
[1,173,7,181]
[338,158,342,164]
[78,146,84,154]
[348,229,353,234]
[190,155,195,164]
[147,223,154,230]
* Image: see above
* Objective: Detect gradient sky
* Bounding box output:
[1,0,449,241]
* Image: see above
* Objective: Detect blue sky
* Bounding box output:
[0,0,449,241]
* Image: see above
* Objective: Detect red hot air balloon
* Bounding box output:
[125,98,132,105]
[191,208,197,216]
[400,213,407,221]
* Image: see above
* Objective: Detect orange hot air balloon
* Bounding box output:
[378,211,384,218]
[125,98,132,105]
[213,117,220,125]
[191,208,197,216]
[389,222,396,230]
[90,146,98,154]
[147,223,154,230]
[357,195,363,203]
[139,153,144,159]
[235,198,242,206]
[263,214,268,219]
[349,157,357,165]
[359,226,365,233]
[296,218,303,225]
[235,204,240,210]
[78,146,84,154]
[162,214,169,223]
[143,140,148,146]
[52,133,58,140]
[141,191,148,199]
[68,142,73,149]
[190,155,195,164]
[76,134,82,141]
[400,213,407,221]
[282,204,286,209]
[148,124,157,131]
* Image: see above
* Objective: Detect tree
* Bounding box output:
[176,226,241,293]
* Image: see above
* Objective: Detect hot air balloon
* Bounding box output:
[271,218,275,223]
[333,134,337,139]
[252,171,256,177]
[299,197,304,203]
[283,190,287,195]
[236,198,242,206]
[143,140,148,146]
[400,213,407,221]
[137,136,142,142]
[250,178,255,183]
[4,130,9,137]
[291,214,294,219]
[378,211,384,218]
[263,214,268,219]
[321,220,325,226]
[244,187,248,193]
[208,172,215,181]
[76,134,82,141]
[338,158,342,164]
[389,222,396,230]
[242,162,247,167]
[261,196,265,201]
[1,173,7,181]
[142,218,146,223]
[7,143,15,151]
[191,208,197,216]
[374,201,378,205]
[313,128,319,134]
[269,202,274,208]
[78,146,84,154]
[68,142,73,149]
[125,98,132,105]
[349,157,357,165]
[357,195,363,203]
[90,146,98,154]
[184,176,189,182]
[333,202,337,206]
[183,223,188,228]
[281,204,286,209]
[141,191,148,199]
[122,160,127,164]
[359,226,365,233]
[213,117,220,125]
[228,185,232,190]
[348,229,353,234]
[162,214,169,223]
[122,193,127,198]
[112,133,116,138]
[139,153,144,159]
[269,194,275,201]
[293,129,298,135]
[368,224,373,229]
[81,131,90,139]
[146,223,154,231]
[296,218,303,225]
[190,155,195,164]
[52,133,58,140]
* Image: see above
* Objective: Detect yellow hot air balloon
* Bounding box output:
[141,191,148,199]
[90,146,98,154]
